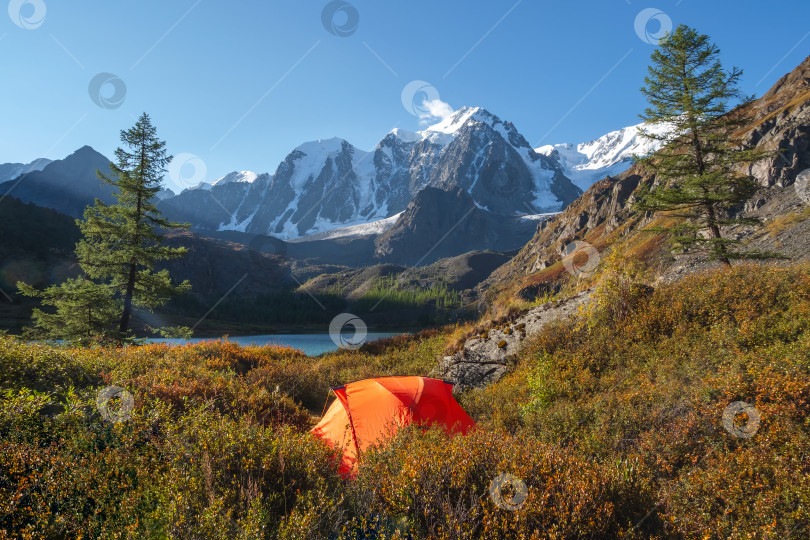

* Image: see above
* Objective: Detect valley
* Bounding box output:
[2,6,809,535]
[0,106,669,336]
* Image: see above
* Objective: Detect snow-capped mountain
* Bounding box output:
[4,112,669,247]
[160,107,582,240]
[423,107,580,215]
[536,121,671,190]
[212,171,260,186]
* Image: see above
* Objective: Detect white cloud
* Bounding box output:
[418,98,454,124]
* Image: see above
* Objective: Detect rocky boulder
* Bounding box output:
[432,291,592,391]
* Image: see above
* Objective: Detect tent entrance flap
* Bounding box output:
[333,385,360,467]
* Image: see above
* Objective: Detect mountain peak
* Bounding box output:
[69,145,106,159]
[423,106,491,135]
[293,137,349,156]
[535,120,672,190]
[388,128,422,143]
[49,146,110,173]
[212,171,260,186]
[0,145,116,218]
[0,157,52,183]
[391,107,500,147]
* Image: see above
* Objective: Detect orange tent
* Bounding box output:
[311,376,476,475]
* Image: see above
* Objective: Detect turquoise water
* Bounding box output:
[148,332,404,356]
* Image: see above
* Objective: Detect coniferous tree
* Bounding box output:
[18,277,121,345]
[635,25,775,265]
[76,113,191,334]
[19,113,191,342]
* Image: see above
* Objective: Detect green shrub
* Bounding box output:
[1,263,808,538]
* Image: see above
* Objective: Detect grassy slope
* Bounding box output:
[1,263,808,538]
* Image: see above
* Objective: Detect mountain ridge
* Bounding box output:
[1,110,666,248]
[160,108,666,243]
[0,158,52,183]
[0,146,115,218]
[159,107,583,241]
[535,120,671,190]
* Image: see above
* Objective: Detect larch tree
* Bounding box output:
[635,25,776,265]
[18,277,120,345]
[77,113,191,335]
[19,113,191,343]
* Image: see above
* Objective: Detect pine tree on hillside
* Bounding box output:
[635,25,776,265]
[19,113,191,342]
[76,113,191,334]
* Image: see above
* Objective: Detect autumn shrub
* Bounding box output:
[349,427,651,539]
[581,248,653,329]
[0,389,170,537]
[465,263,810,537]
[0,337,99,394]
[0,328,457,538]
[1,263,808,538]
[156,406,343,539]
[72,341,318,421]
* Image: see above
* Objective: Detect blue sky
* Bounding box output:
[2,0,809,192]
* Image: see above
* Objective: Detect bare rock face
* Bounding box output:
[745,54,810,188]
[746,104,810,188]
[484,171,647,291]
[372,187,544,266]
[432,291,592,391]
